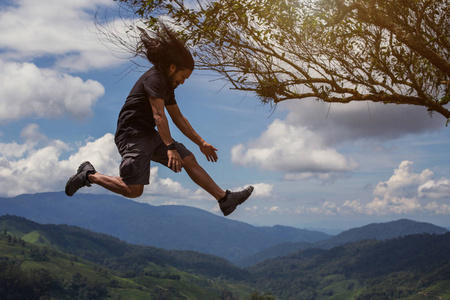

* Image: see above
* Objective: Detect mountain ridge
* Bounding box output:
[0,215,254,299]
[3,214,449,300]
[240,218,448,266]
[0,192,330,263]
[1,192,447,266]
[315,218,448,249]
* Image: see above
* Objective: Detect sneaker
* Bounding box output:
[219,186,254,216]
[65,161,96,196]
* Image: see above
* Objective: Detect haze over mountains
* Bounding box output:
[0,192,330,263]
[0,192,447,266]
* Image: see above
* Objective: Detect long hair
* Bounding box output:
[136,23,194,72]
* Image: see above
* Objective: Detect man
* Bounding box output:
[65,24,253,216]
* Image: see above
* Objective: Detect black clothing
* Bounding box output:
[114,66,176,144]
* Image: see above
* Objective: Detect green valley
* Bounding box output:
[1,215,450,299]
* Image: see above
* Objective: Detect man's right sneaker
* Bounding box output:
[65,161,96,196]
[219,186,254,216]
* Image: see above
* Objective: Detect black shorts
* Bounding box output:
[115,133,192,185]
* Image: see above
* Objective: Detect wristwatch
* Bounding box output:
[167,142,177,150]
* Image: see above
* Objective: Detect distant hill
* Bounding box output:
[236,241,314,267]
[235,219,448,266]
[247,233,450,299]
[315,219,448,249]
[0,192,330,263]
[2,215,450,300]
[0,215,253,299]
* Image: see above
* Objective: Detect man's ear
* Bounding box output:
[168,64,177,76]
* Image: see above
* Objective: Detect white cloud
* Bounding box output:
[0,0,122,71]
[0,141,31,159]
[418,178,450,199]
[366,196,422,215]
[0,128,120,197]
[0,60,104,122]
[231,97,445,183]
[372,161,434,198]
[342,199,364,214]
[0,126,219,206]
[148,166,193,198]
[268,206,281,213]
[424,202,450,215]
[231,119,358,180]
[251,183,274,198]
[366,161,436,215]
[20,124,48,143]
[232,182,274,198]
[282,161,450,217]
[65,133,121,177]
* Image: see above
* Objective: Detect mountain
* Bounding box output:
[0,215,254,299]
[2,215,450,300]
[0,215,246,280]
[315,218,448,249]
[0,192,330,263]
[247,233,450,299]
[235,219,448,266]
[236,241,314,267]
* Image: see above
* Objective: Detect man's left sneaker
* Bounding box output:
[65,161,96,196]
[219,186,254,216]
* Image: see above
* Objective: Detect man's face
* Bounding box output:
[168,65,192,89]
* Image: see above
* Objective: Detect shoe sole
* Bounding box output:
[65,161,92,196]
[223,186,254,216]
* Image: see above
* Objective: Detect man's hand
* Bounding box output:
[168,149,183,172]
[200,143,218,162]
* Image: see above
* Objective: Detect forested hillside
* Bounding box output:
[0,215,256,300]
[1,215,450,300]
[247,234,450,299]
[237,219,448,267]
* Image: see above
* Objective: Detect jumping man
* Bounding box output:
[65,24,253,216]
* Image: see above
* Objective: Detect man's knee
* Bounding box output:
[182,154,198,168]
[124,185,144,198]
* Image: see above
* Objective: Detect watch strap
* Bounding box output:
[167,142,177,150]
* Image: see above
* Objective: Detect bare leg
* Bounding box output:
[182,154,226,201]
[88,173,144,199]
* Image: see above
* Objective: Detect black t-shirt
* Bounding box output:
[115,66,176,143]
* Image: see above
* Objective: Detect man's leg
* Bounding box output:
[65,161,144,198]
[88,173,144,198]
[182,154,254,216]
[182,154,226,201]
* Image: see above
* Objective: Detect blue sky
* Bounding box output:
[0,0,449,231]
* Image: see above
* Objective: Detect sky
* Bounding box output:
[0,0,449,232]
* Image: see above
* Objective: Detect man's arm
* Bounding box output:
[150,97,183,172]
[166,104,218,162]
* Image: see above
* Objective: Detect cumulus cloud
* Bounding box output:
[372,161,434,198]
[367,161,434,215]
[0,127,119,197]
[251,183,274,198]
[20,124,48,143]
[0,0,122,71]
[231,98,445,182]
[424,202,450,215]
[232,182,274,198]
[231,119,358,180]
[418,178,450,199]
[0,126,230,207]
[281,161,450,217]
[147,166,194,199]
[0,60,104,121]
